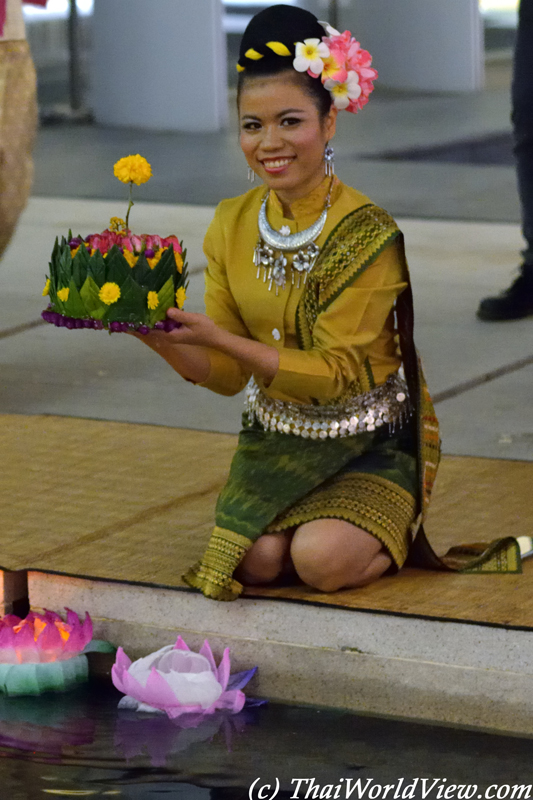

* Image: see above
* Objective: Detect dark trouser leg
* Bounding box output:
[477,0,533,319]
[513,0,533,267]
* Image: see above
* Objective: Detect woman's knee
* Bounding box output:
[236,532,291,585]
[290,521,386,592]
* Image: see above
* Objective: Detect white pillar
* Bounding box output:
[91,0,228,132]
[335,0,484,92]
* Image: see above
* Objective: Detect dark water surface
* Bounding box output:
[0,683,531,800]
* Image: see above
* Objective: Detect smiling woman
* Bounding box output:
[138,4,521,601]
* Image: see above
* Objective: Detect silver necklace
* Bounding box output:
[253,186,332,294]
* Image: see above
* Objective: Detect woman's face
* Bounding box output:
[239,72,337,205]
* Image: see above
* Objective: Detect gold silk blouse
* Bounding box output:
[200,175,407,405]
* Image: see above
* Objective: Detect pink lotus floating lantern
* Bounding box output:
[112,636,259,721]
[0,609,93,696]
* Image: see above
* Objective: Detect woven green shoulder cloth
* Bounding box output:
[297,204,399,395]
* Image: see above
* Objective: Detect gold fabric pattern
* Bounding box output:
[266,472,416,568]
[183,526,252,601]
[0,41,37,258]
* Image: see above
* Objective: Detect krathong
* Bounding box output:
[112,636,261,721]
[42,155,188,334]
[0,610,93,696]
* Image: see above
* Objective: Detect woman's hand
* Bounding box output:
[163,307,224,348]
[135,308,280,387]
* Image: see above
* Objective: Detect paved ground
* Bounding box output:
[1,197,531,461]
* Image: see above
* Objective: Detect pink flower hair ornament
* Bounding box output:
[293,21,378,113]
[112,636,262,721]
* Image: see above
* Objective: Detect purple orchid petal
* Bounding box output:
[244,697,269,708]
[141,667,178,709]
[111,648,133,693]
[226,667,257,692]
[215,689,246,714]
[173,636,190,652]
[216,648,231,691]
[0,627,16,648]
[115,646,133,672]
[199,640,217,675]
[1,615,21,628]
[119,665,151,704]
[65,609,80,627]
[166,704,206,721]
[9,622,36,650]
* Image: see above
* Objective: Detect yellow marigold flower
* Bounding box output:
[71,246,80,258]
[99,282,121,305]
[109,216,127,233]
[176,287,187,309]
[147,251,162,270]
[174,252,183,273]
[113,155,152,186]
[57,287,70,302]
[123,249,138,268]
[147,291,159,310]
[42,279,50,297]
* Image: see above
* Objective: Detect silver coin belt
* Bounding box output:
[244,372,411,439]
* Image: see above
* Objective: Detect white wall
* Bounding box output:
[341,0,484,92]
[91,0,228,132]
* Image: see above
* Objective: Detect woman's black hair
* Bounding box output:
[236,4,332,119]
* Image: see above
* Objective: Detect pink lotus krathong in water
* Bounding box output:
[0,610,92,664]
[112,636,258,721]
[0,609,94,696]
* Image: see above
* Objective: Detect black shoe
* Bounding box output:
[477,266,533,321]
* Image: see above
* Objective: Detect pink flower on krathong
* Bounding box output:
[144,234,164,251]
[121,236,134,253]
[130,235,144,253]
[0,610,93,664]
[161,235,182,255]
[85,230,125,255]
[112,636,256,721]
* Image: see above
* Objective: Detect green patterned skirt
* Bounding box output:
[183,417,418,600]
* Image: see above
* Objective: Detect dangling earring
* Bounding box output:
[247,166,256,183]
[324,145,335,177]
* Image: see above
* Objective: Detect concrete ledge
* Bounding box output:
[28,571,533,736]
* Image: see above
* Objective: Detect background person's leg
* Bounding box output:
[478,0,533,320]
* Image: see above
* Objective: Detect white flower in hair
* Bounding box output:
[318,20,341,37]
[293,38,330,76]
[324,71,362,110]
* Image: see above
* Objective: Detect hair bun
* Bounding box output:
[237,4,325,73]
